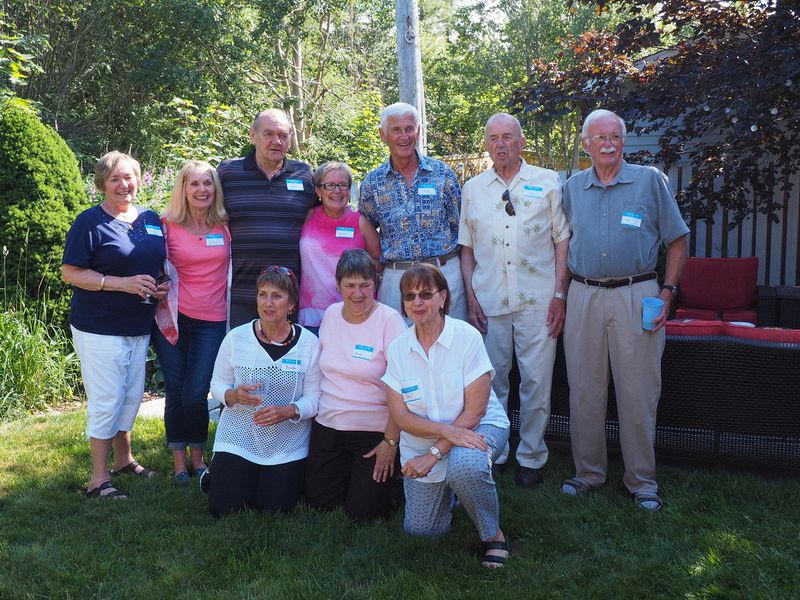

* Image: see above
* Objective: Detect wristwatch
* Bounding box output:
[429,446,443,461]
[383,438,397,447]
[661,284,679,296]
[553,291,567,301]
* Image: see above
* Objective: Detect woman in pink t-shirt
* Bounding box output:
[305,249,407,520]
[152,160,230,485]
[298,162,381,332]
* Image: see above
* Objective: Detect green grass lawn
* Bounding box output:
[1,408,798,600]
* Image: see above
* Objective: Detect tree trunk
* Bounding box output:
[395,0,427,154]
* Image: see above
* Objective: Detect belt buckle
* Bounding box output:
[598,279,612,288]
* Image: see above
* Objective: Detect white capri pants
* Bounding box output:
[71,326,149,440]
[403,423,509,541]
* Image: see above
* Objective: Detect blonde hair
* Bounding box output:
[94,151,142,193]
[162,160,227,227]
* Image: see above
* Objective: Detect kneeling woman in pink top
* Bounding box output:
[152,160,230,485]
[305,249,407,520]
[298,162,381,333]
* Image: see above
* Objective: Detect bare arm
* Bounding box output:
[61,264,163,300]
[652,233,689,331]
[359,214,384,273]
[546,238,570,337]
[460,245,487,334]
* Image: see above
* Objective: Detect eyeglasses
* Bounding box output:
[260,265,296,280]
[317,182,351,191]
[502,190,515,216]
[402,290,440,302]
[588,134,624,144]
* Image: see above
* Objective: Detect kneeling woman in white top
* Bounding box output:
[382,263,511,569]
[207,266,321,517]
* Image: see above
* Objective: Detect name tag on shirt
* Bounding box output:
[401,381,423,403]
[286,179,305,191]
[205,233,224,246]
[144,224,163,236]
[621,211,643,228]
[352,344,375,360]
[280,358,303,372]
[418,185,437,197]
[335,227,355,239]
[522,185,544,199]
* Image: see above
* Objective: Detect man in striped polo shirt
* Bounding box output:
[219,109,317,327]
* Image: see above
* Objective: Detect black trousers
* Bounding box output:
[305,420,400,521]
[207,452,305,518]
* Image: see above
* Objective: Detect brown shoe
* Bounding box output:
[514,466,544,488]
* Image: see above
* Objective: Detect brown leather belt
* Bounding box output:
[572,272,657,288]
[385,250,459,270]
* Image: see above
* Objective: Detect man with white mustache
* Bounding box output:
[560,109,689,511]
[458,113,570,488]
[359,102,466,319]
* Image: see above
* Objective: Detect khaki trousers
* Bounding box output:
[484,309,555,469]
[563,278,664,495]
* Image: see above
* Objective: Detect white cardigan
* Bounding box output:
[210,322,322,465]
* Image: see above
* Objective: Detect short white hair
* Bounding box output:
[379,102,420,131]
[485,113,523,139]
[581,109,627,139]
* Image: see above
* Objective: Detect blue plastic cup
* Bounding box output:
[642,297,665,330]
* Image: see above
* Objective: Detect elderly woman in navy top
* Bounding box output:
[62,151,168,500]
[383,263,511,569]
[207,266,322,517]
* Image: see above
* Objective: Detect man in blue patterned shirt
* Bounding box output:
[359,102,466,319]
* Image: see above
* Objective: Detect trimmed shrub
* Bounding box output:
[0,102,90,326]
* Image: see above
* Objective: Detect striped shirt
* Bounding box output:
[218,151,316,306]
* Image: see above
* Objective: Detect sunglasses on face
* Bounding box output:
[402,290,440,302]
[502,190,515,216]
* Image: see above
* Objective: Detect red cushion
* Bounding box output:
[724,323,800,344]
[678,257,758,310]
[666,319,726,336]
[722,309,757,324]
[674,307,719,320]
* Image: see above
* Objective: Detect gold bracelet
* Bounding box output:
[99,274,106,291]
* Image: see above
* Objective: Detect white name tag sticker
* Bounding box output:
[335,227,356,239]
[205,233,224,246]
[621,211,643,228]
[401,381,423,403]
[418,185,436,197]
[522,185,544,198]
[286,179,305,191]
[280,358,303,372]
[352,344,375,360]
[145,224,163,236]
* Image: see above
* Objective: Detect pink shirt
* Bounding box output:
[317,301,407,431]
[166,222,229,322]
[299,206,365,327]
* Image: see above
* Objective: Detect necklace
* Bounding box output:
[256,320,296,346]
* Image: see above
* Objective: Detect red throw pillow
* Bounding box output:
[678,257,758,310]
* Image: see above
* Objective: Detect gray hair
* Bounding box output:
[485,113,523,139]
[581,109,627,139]
[379,102,420,131]
[313,161,353,188]
[336,249,379,287]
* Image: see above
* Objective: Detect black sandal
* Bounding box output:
[86,481,128,500]
[110,460,156,479]
[481,538,509,569]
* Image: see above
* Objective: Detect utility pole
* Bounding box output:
[395,0,427,154]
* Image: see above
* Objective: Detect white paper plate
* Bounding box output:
[728,321,756,328]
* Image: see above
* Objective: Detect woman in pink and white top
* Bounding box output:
[152,160,230,485]
[298,162,381,333]
[305,249,407,521]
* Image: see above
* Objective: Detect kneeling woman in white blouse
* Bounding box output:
[383,264,511,569]
[207,266,321,517]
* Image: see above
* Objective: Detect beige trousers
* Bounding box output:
[563,278,664,495]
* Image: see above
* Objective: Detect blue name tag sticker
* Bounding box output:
[335,227,355,239]
[621,211,643,228]
[418,185,436,197]
[205,233,224,246]
[286,179,305,191]
[401,382,423,403]
[280,358,302,372]
[145,224,163,236]
[352,344,375,360]
[522,185,544,198]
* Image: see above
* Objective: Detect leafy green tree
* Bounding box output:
[0,101,90,324]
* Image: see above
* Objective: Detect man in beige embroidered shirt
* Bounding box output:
[458,113,570,488]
